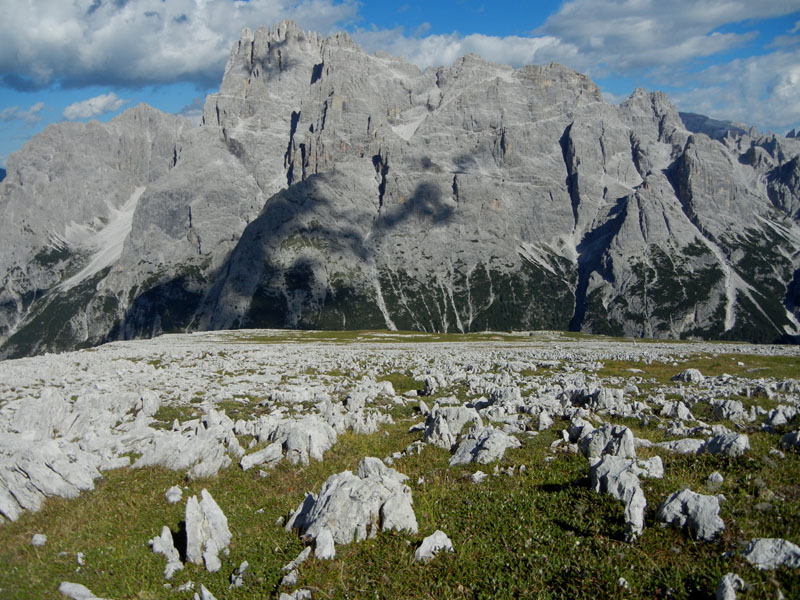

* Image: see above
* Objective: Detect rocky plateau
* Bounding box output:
[0,329,799,598]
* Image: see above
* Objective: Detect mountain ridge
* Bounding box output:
[1,20,799,358]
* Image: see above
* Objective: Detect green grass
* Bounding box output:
[4,420,798,599]
[598,353,800,382]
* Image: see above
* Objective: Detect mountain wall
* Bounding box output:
[1,21,799,358]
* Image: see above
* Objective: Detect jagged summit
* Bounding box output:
[1,23,799,358]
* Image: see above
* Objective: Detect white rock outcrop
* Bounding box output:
[656,488,725,541]
[414,530,455,562]
[148,525,184,579]
[423,406,483,450]
[185,489,232,573]
[449,427,521,466]
[741,538,800,569]
[286,457,417,545]
[716,573,745,600]
[589,455,663,541]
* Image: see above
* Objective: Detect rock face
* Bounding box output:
[2,20,800,358]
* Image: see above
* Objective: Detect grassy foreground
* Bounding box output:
[0,330,799,599]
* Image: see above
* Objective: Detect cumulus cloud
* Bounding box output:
[63,92,127,119]
[354,28,573,71]
[536,0,799,76]
[672,48,800,134]
[0,102,46,124]
[0,0,359,89]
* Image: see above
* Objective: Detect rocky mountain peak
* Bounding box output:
[1,22,799,358]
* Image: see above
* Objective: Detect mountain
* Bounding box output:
[1,21,799,359]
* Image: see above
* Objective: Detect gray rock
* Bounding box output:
[281,570,298,587]
[716,573,745,600]
[165,486,183,504]
[230,560,249,588]
[705,432,749,457]
[764,405,797,429]
[449,426,521,466]
[671,369,705,384]
[286,457,417,545]
[656,488,725,540]
[31,533,47,546]
[578,424,636,459]
[195,584,217,600]
[589,455,663,541]
[282,547,311,572]
[566,416,596,443]
[185,489,232,573]
[58,582,105,600]
[240,441,283,471]
[537,411,554,431]
[741,538,800,569]
[271,416,337,466]
[414,530,455,562]
[707,471,724,491]
[660,400,694,421]
[589,388,628,414]
[314,527,335,560]
[423,406,482,450]
[712,400,748,422]
[132,410,237,479]
[589,456,647,541]
[149,525,184,579]
[653,438,706,455]
[471,470,488,484]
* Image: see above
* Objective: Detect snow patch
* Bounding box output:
[59,187,145,291]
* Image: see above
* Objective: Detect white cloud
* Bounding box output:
[536,0,800,76]
[672,49,800,134]
[0,102,46,124]
[354,28,574,71]
[62,92,127,119]
[0,0,359,89]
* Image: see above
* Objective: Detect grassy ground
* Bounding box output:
[1,331,799,599]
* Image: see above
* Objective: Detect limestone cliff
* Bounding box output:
[1,21,799,358]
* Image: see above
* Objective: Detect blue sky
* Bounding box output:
[1,0,799,167]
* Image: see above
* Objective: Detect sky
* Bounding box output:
[1,0,800,168]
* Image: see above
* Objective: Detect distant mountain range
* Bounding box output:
[1,20,799,359]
